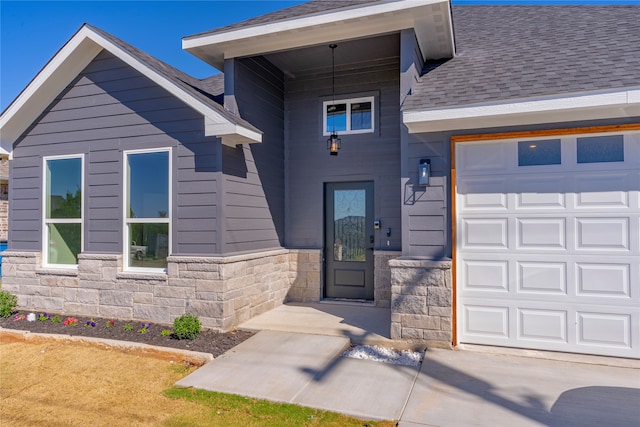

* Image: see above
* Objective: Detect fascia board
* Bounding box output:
[183,0,452,69]
[403,88,640,133]
[0,28,103,153]
[204,117,262,145]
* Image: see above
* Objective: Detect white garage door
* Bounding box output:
[456,131,639,359]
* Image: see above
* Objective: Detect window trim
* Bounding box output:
[123,148,172,273]
[323,96,375,136]
[42,154,84,269]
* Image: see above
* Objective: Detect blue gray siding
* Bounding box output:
[222,57,285,253]
[285,34,402,250]
[10,50,221,255]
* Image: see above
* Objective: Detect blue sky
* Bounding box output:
[1,0,638,111]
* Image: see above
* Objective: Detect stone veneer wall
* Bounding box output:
[389,258,453,348]
[1,249,290,330]
[1,248,406,333]
[286,249,322,302]
[374,251,402,308]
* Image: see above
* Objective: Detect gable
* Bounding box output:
[0,25,262,155]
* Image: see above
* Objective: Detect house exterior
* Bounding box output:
[0,0,638,359]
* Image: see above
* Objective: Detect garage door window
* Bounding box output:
[577,135,624,163]
[518,139,561,166]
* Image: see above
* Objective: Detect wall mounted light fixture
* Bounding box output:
[419,159,431,186]
[327,44,340,156]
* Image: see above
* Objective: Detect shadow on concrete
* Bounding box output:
[549,386,640,426]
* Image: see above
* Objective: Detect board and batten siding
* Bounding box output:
[221,57,285,253]
[10,50,221,256]
[285,34,402,250]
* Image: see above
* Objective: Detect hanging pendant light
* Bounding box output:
[327,44,341,156]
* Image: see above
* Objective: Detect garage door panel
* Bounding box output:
[460,182,508,210]
[577,263,630,298]
[516,176,566,209]
[457,132,639,358]
[463,305,509,339]
[462,218,508,248]
[518,261,567,294]
[463,260,509,291]
[577,312,631,349]
[575,172,631,207]
[518,308,568,343]
[457,142,510,174]
[576,218,629,250]
[517,218,566,249]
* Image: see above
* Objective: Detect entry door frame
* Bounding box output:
[324,181,375,300]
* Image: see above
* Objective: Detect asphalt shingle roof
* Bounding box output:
[185,0,383,39]
[87,25,259,133]
[404,6,640,111]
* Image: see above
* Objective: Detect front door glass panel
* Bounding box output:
[333,189,366,262]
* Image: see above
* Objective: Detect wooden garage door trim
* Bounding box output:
[450,123,640,347]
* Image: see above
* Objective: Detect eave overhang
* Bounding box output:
[403,88,640,133]
[183,0,455,71]
[0,25,261,154]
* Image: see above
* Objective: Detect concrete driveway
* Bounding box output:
[177,330,640,426]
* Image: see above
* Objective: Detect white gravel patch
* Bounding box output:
[341,345,423,366]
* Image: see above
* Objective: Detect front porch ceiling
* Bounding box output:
[183,0,454,72]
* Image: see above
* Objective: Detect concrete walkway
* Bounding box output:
[176,329,640,425]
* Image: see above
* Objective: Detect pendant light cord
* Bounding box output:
[330,44,337,134]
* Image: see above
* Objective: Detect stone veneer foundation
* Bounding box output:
[389,258,453,348]
[1,249,401,330]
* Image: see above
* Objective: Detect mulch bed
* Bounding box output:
[0,310,254,357]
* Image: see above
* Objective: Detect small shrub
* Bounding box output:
[51,315,61,324]
[173,314,201,340]
[123,323,133,332]
[161,329,172,337]
[39,313,52,321]
[0,291,18,318]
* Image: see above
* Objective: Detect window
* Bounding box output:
[44,156,83,266]
[577,135,624,163]
[124,149,170,271]
[518,139,561,166]
[323,97,374,135]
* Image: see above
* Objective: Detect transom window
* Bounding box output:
[43,155,83,267]
[323,96,374,135]
[124,149,170,271]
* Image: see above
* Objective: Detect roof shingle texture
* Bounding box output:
[404,6,640,111]
[185,0,384,39]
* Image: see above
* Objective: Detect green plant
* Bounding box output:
[161,329,172,337]
[0,291,18,318]
[138,323,151,334]
[123,323,133,332]
[105,320,115,329]
[51,315,61,324]
[39,313,52,321]
[173,313,201,340]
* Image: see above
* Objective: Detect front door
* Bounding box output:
[325,182,374,300]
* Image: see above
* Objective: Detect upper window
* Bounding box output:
[577,135,624,163]
[323,97,374,135]
[124,149,170,271]
[518,139,561,166]
[44,156,83,266]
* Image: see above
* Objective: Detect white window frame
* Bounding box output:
[323,96,375,136]
[42,154,84,268]
[123,148,172,273]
